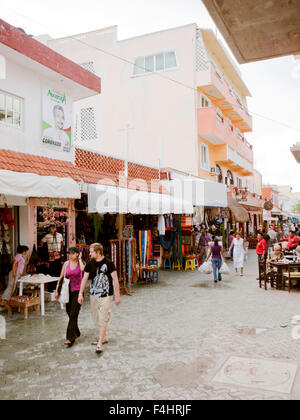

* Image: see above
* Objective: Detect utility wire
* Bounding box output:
[2,5,300,134]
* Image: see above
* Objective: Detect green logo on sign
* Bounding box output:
[47,89,66,104]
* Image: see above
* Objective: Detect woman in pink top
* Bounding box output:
[1,245,29,302]
[55,247,85,347]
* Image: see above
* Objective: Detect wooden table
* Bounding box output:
[18,276,59,316]
[269,261,300,290]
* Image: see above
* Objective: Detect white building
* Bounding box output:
[0,19,100,252]
[45,23,257,191]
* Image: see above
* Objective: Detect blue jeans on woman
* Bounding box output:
[212,258,222,282]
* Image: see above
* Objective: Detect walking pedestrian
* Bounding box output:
[55,247,85,348]
[197,230,211,263]
[78,243,121,354]
[228,233,246,276]
[1,245,29,302]
[206,238,225,283]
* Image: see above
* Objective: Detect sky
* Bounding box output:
[1,0,300,190]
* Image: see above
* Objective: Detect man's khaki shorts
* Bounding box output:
[90,295,114,328]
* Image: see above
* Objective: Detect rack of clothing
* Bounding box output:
[110,238,137,296]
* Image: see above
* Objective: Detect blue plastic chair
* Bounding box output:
[163,257,172,271]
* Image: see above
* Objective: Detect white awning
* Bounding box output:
[0,170,81,199]
[160,177,228,208]
[88,184,193,215]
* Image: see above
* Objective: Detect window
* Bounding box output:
[216,164,223,184]
[200,143,210,171]
[226,170,234,186]
[133,50,177,75]
[200,94,210,108]
[0,91,22,128]
[165,51,177,69]
[155,53,164,71]
[145,55,154,73]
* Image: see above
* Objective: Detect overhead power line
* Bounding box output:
[2,5,300,134]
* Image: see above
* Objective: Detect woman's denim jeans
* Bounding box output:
[212,258,222,281]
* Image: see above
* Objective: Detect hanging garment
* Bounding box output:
[26,244,38,274]
[157,215,165,236]
[159,231,175,250]
[3,204,15,226]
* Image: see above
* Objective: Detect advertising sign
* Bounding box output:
[41,88,71,152]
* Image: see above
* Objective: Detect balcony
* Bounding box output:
[196,62,252,132]
[198,107,254,165]
[228,187,264,209]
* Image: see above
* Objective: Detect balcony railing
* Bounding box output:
[197,60,253,131]
[197,107,253,164]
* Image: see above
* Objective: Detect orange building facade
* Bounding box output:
[196,30,263,234]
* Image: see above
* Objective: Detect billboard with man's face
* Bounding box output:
[41,87,72,152]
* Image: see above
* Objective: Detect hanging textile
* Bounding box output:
[26,244,38,275]
[110,238,136,296]
[159,231,175,250]
[3,204,15,226]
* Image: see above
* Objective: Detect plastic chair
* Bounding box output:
[163,257,172,270]
[172,260,183,271]
[149,259,159,283]
[185,258,195,271]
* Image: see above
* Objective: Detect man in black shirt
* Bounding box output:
[78,243,121,354]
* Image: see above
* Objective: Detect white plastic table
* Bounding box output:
[18,276,59,316]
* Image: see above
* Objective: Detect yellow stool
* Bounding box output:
[172,260,183,271]
[185,258,195,271]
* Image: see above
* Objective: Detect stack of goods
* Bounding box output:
[181,216,193,255]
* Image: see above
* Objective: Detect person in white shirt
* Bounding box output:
[268,227,278,245]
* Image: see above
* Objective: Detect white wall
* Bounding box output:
[49,24,199,175]
[0,57,76,163]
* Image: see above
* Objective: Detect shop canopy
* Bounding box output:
[160,177,228,208]
[227,196,250,223]
[0,170,81,199]
[88,184,193,215]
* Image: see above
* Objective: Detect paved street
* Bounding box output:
[1,250,300,400]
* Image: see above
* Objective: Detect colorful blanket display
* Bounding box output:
[158,215,193,267]
[138,230,153,267]
[110,238,136,296]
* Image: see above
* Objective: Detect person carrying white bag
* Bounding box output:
[55,247,86,348]
[205,239,226,283]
